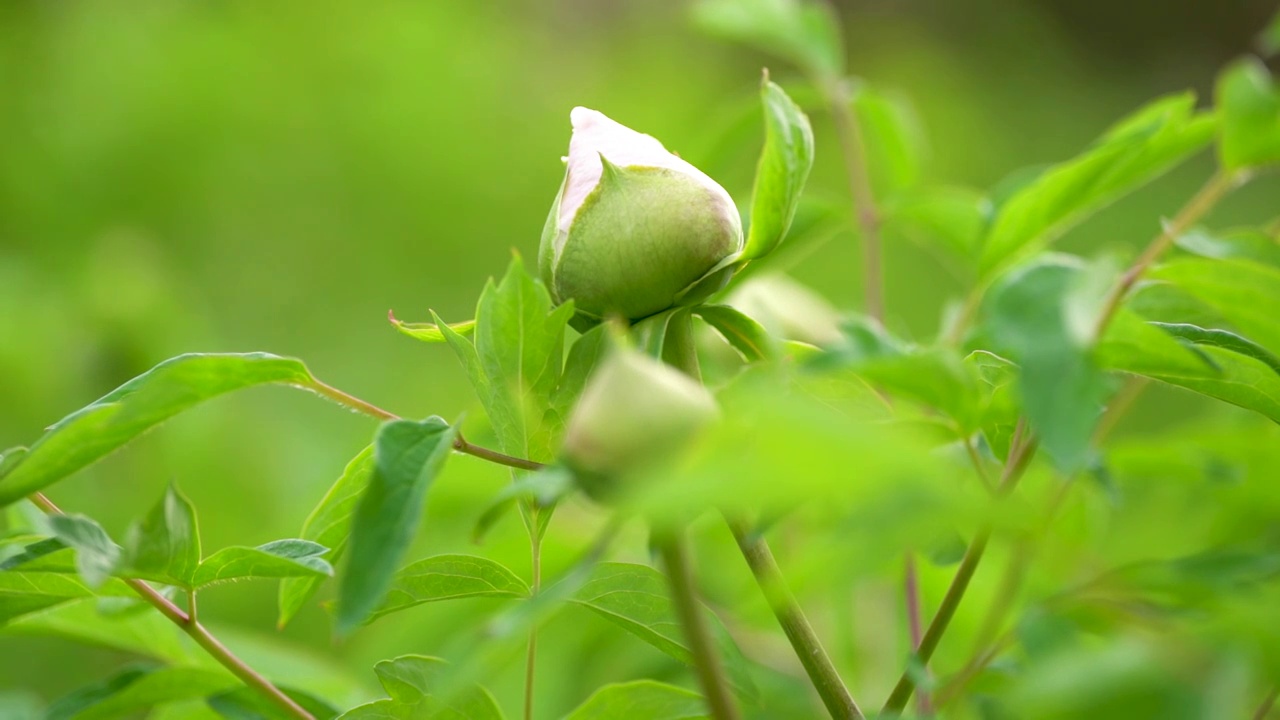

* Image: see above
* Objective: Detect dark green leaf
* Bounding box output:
[47,666,235,720]
[48,515,121,588]
[279,446,373,628]
[337,655,504,719]
[742,79,816,262]
[691,0,844,79]
[336,418,457,634]
[563,680,707,720]
[207,685,339,720]
[0,354,321,507]
[121,483,201,589]
[366,554,529,624]
[1150,256,1280,353]
[195,540,332,588]
[1217,58,1280,170]
[979,93,1217,276]
[694,305,776,362]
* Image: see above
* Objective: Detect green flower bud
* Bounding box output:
[540,108,744,324]
[562,344,718,498]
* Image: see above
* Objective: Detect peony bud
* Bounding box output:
[539,108,744,324]
[562,344,718,497]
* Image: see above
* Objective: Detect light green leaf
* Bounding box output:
[336,418,457,634]
[473,468,574,544]
[0,353,317,507]
[0,571,96,625]
[0,446,27,482]
[979,93,1217,276]
[389,313,477,344]
[1149,256,1280,353]
[1217,58,1280,170]
[1151,322,1280,376]
[337,655,504,720]
[691,0,844,79]
[563,680,707,720]
[0,536,68,572]
[367,554,530,624]
[121,483,201,589]
[693,305,776,362]
[47,666,236,720]
[851,84,925,197]
[551,326,607,418]
[882,186,990,264]
[47,515,121,588]
[206,685,339,720]
[742,79,816,262]
[1173,227,1280,266]
[279,446,373,628]
[2,598,193,665]
[194,540,332,588]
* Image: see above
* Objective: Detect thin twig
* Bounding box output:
[827,78,885,324]
[903,552,931,716]
[524,508,543,720]
[30,492,313,720]
[1254,686,1279,720]
[727,515,864,720]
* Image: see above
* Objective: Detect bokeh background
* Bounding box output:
[2,0,1278,715]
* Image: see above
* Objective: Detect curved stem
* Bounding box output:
[29,492,313,720]
[727,516,864,720]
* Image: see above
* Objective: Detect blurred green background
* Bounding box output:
[2,0,1278,716]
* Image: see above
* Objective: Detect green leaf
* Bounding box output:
[1151,322,1280,376]
[1217,58,1280,170]
[366,554,530,624]
[0,536,68,572]
[47,666,236,720]
[194,540,332,588]
[0,353,316,507]
[206,685,339,720]
[882,186,990,265]
[551,326,607,418]
[337,655,504,719]
[279,446,373,628]
[1174,227,1280,266]
[47,515,121,588]
[693,305,776,362]
[1261,7,1280,56]
[0,570,97,625]
[2,598,193,665]
[563,680,707,720]
[389,312,477,343]
[121,483,201,589]
[979,93,1217,276]
[741,79,816,262]
[851,84,925,198]
[691,0,843,79]
[336,418,457,634]
[0,446,27,482]
[984,256,1113,472]
[1149,256,1280,353]
[473,468,574,544]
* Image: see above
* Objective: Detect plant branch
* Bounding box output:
[826,78,885,324]
[656,528,741,720]
[881,421,1038,716]
[727,515,864,720]
[524,507,543,720]
[29,492,314,720]
[1254,686,1278,720]
[903,552,931,716]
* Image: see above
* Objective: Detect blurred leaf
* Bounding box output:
[1149,256,1280,353]
[120,483,201,589]
[0,447,26,483]
[0,353,318,506]
[1217,58,1280,171]
[563,680,707,720]
[979,93,1217,276]
[47,515,121,588]
[851,84,926,197]
[2,598,192,665]
[389,313,476,343]
[693,305,777,362]
[337,655,503,719]
[473,468,574,544]
[0,570,97,625]
[0,536,68,572]
[279,446,373,628]
[206,685,339,720]
[47,666,235,720]
[882,186,990,266]
[194,540,332,588]
[1150,322,1280,376]
[367,554,529,624]
[965,350,1020,459]
[1173,227,1280,266]
[0,690,40,720]
[691,0,844,79]
[985,256,1112,472]
[1261,7,1280,56]
[742,79,816,262]
[552,326,607,418]
[336,417,457,634]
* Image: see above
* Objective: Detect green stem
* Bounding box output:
[524,509,542,720]
[30,492,313,720]
[826,78,885,323]
[1254,686,1278,720]
[727,516,864,719]
[655,528,741,720]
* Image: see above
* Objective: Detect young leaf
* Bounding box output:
[564,680,707,720]
[693,305,777,362]
[389,313,476,344]
[194,540,332,588]
[1217,58,1280,171]
[121,483,201,589]
[741,79,816,262]
[46,666,236,720]
[366,554,530,624]
[1149,256,1280,353]
[336,418,457,634]
[337,655,503,719]
[691,0,844,80]
[979,93,1217,277]
[279,446,373,628]
[0,571,96,625]
[0,353,317,507]
[47,515,121,588]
